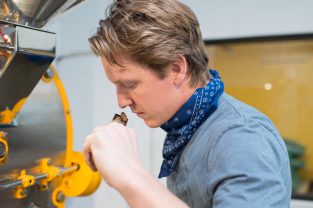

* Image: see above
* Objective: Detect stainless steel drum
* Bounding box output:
[0,69,68,207]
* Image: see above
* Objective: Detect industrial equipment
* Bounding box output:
[0,1,101,207]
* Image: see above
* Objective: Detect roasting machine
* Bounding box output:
[0,1,101,207]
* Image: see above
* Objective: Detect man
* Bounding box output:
[83,0,291,207]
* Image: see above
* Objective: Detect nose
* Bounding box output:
[116,88,133,109]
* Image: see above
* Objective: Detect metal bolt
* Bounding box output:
[56,191,65,203]
[44,68,54,79]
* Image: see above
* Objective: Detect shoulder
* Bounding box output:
[178,93,291,206]
[205,93,289,168]
[211,93,288,161]
[186,92,290,184]
[211,120,288,172]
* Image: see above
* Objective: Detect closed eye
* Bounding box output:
[122,81,138,89]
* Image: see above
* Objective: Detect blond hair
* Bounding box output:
[89,0,209,87]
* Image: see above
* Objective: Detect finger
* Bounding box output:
[88,151,98,171]
[83,135,98,171]
[93,122,123,133]
[83,141,93,170]
[110,121,125,128]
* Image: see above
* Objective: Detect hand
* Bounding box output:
[83,122,142,188]
[83,123,188,208]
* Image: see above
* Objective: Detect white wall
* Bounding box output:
[182,0,313,40]
[47,0,313,207]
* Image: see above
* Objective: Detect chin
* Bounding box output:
[143,119,162,128]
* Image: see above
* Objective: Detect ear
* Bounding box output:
[170,55,188,86]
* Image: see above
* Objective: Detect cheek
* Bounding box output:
[133,86,157,103]
[141,91,167,108]
[135,79,174,111]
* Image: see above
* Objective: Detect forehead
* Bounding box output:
[101,56,157,82]
[101,57,126,76]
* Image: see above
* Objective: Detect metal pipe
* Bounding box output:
[34,173,49,181]
[0,176,12,182]
[0,164,79,191]
[60,164,79,174]
[0,179,23,191]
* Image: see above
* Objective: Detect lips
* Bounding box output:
[135,112,144,118]
[132,109,142,114]
[132,108,144,117]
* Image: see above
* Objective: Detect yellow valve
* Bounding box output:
[13,170,35,199]
[0,131,8,163]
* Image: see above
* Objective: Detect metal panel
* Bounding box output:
[16,26,55,56]
[0,23,56,119]
[0,79,67,207]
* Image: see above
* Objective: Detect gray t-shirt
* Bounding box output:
[167,93,291,208]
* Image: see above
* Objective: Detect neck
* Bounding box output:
[181,80,205,105]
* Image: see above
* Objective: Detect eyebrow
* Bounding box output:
[113,79,138,85]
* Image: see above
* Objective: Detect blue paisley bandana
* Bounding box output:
[158,69,224,178]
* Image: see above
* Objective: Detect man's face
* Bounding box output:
[101,56,190,128]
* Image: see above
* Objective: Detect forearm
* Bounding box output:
[116,167,189,208]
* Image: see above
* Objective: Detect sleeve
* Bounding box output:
[208,122,291,208]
